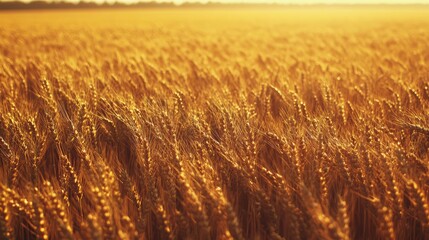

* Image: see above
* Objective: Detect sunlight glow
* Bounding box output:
[21,0,429,4]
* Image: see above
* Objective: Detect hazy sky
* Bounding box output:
[125,0,429,3]
[167,0,429,3]
[11,0,429,3]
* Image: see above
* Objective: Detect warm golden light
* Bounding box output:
[1,3,429,240]
[12,0,429,3]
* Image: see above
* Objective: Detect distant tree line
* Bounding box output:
[0,1,173,10]
[0,1,426,10]
[0,1,288,10]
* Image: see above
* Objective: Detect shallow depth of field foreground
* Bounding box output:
[1,7,429,240]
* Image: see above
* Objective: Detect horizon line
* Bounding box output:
[1,0,429,11]
[2,0,429,5]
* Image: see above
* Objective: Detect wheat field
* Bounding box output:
[1,7,429,240]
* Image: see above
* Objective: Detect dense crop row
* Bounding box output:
[0,9,429,239]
